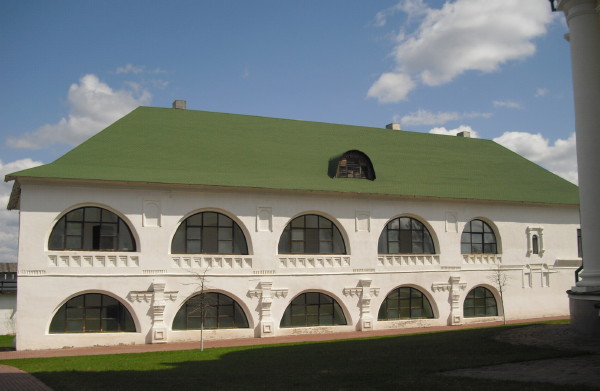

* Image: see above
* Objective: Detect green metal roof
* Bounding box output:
[6,106,579,205]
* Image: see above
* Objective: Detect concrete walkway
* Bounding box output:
[0,317,571,391]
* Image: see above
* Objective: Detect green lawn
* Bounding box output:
[0,335,14,349]
[0,325,590,391]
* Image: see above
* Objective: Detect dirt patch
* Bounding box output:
[442,324,600,388]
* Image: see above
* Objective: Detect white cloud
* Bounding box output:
[429,125,479,138]
[367,72,416,103]
[400,109,491,126]
[493,131,578,183]
[368,0,554,102]
[116,63,165,74]
[0,158,43,263]
[493,100,523,109]
[535,88,549,98]
[374,0,427,27]
[7,74,151,149]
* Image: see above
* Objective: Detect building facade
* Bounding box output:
[7,105,581,350]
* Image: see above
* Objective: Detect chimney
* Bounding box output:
[386,123,401,131]
[172,100,187,110]
[457,130,471,138]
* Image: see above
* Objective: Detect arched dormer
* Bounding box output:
[330,150,375,180]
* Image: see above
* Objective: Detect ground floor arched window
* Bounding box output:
[463,286,498,317]
[280,292,347,327]
[173,292,249,329]
[49,293,135,333]
[378,287,434,320]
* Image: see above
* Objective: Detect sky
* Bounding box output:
[0,0,578,262]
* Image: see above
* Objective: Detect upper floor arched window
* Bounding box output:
[171,212,248,254]
[335,150,375,180]
[461,219,498,254]
[278,214,346,254]
[378,217,435,254]
[48,207,136,251]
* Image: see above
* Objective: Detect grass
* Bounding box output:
[0,324,591,391]
[0,335,14,349]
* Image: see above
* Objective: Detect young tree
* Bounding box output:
[488,266,510,325]
[185,268,212,351]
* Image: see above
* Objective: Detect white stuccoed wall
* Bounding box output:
[0,294,16,335]
[14,180,580,350]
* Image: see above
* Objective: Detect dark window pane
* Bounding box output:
[86,208,101,222]
[67,208,84,221]
[319,217,332,229]
[101,209,118,223]
[218,214,233,227]
[66,222,82,236]
[218,241,233,253]
[278,228,290,253]
[187,240,201,253]
[51,293,135,333]
[50,207,136,252]
[305,229,319,253]
[291,217,305,228]
[320,241,333,253]
[333,228,345,254]
[280,293,346,327]
[202,227,218,253]
[187,214,203,226]
[66,236,82,249]
[305,215,318,228]
[291,242,304,253]
[49,218,66,250]
[203,213,218,226]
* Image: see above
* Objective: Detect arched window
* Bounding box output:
[532,234,539,255]
[335,150,375,180]
[378,217,435,254]
[49,293,135,333]
[172,212,248,254]
[461,219,497,254]
[173,292,249,330]
[278,214,346,254]
[463,286,498,318]
[378,287,434,320]
[48,207,136,251]
[280,292,347,327]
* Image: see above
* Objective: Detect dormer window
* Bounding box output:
[335,150,375,180]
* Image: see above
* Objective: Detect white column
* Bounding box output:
[558,0,600,291]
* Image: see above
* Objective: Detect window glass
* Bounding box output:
[278,214,346,254]
[335,151,375,180]
[172,292,249,330]
[171,212,248,255]
[463,287,498,318]
[461,219,497,254]
[50,293,135,333]
[378,217,435,254]
[378,287,434,320]
[48,207,136,252]
[280,292,347,327]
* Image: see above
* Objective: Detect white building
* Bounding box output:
[0,263,17,336]
[5,103,581,350]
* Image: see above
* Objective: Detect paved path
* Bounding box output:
[0,317,572,390]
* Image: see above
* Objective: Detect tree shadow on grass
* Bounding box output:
[12,328,595,391]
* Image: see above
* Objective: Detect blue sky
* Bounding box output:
[0,0,578,261]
